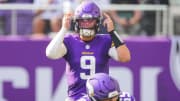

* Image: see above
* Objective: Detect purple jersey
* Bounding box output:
[63,34,112,100]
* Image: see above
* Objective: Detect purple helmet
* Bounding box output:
[86,73,120,100]
[74,1,101,19]
[119,92,136,101]
[74,1,101,34]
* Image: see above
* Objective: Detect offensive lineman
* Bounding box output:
[77,73,135,101]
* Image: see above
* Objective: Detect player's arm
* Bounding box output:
[103,13,131,62]
[46,13,72,59]
[109,31,131,62]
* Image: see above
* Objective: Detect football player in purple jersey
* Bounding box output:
[46,0,131,101]
[78,73,135,101]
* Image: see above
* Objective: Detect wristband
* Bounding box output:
[109,30,125,48]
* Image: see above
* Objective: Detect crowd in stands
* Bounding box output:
[0,0,175,37]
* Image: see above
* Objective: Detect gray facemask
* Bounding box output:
[79,28,95,37]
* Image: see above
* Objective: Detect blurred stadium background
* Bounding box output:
[0,0,180,101]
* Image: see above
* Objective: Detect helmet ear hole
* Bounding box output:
[96,23,99,32]
[70,19,76,31]
[96,20,100,32]
[95,18,101,33]
[74,21,79,32]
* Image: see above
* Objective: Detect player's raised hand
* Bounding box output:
[103,13,114,32]
[62,13,73,30]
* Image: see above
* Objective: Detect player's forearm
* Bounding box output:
[46,28,67,59]
[109,30,131,62]
[109,30,125,48]
[117,45,131,62]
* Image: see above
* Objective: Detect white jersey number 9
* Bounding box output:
[80,56,96,80]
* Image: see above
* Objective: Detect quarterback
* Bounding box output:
[46,0,131,101]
